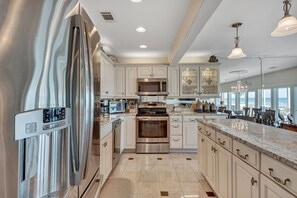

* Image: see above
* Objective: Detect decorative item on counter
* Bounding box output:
[196,100,203,113]
[210,102,217,113]
[204,101,210,113]
[208,55,218,63]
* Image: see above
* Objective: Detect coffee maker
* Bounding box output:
[101,99,109,117]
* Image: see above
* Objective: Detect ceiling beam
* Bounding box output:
[168,0,223,66]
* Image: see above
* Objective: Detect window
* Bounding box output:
[262,89,272,108]
[239,93,246,110]
[221,92,228,107]
[277,87,291,117]
[247,91,256,108]
[230,92,236,110]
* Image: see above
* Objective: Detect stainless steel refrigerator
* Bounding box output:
[0,1,101,197]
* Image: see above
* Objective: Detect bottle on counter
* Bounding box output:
[210,102,216,113]
[204,101,210,113]
[197,100,203,113]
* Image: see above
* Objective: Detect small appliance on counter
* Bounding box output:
[109,100,126,114]
[101,99,109,117]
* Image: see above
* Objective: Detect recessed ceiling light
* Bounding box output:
[131,0,142,3]
[136,27,146,33]
[139,44,147,49]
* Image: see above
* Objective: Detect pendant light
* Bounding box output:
[228,22,247,59]
[272,0,297,36]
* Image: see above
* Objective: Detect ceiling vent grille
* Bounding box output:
[100,12,115,22]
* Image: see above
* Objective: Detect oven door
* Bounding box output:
[136,116,169,143]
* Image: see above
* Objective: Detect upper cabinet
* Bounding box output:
[125,67,138,97]
[115,67,125,97]
[137,66,167,78]
[101,53,115,98]
[180,65,219,97]
[168,67,180,97]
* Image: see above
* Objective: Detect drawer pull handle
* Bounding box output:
[236,149,248,160]
[173,138,180,141]
[218,138,226,146]
[198,126,202,131]
[268,168,291,186]
[201,138,205,142]
[206,132,211,137]
[251,177,257,186]
[190,118,196,121]
[172,125,179,128]
[104,142,107,147]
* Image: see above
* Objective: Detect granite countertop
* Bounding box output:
[169,112,226,116]
[197,118,297,170]
[100,112,137,127]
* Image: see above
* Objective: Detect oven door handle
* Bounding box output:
[136,117,169,121]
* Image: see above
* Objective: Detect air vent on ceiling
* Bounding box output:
[100,12,115,22]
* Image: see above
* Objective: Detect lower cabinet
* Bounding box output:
[120,117,125,154]
[216,145,232,198]
[124,116,136,149]
[198,132,207,175]
[233,156,260,198]
[183,122,198,149]
[260,174,296,198]
[100,132,113,185]
[206,138,216,189]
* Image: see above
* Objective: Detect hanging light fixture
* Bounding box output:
[230,70,248,96]
[228,22,247,59]
[272,0,297,36]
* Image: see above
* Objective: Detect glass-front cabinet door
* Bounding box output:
[200,66,219,97]
[180,67,199,96]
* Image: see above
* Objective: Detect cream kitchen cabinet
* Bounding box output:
[125,67,137,97]
[182,116,199,149]
[180,65,219,97]
[115,67,125,97]
[198,132,207,176]
[206,137,216,190]
[168,67,179,97]
[100,132,113,185]
[124,115,136,149]
[170,116,183,149]
[260,174,296,198]
[233,155,260,198]
[120,117,125,154]
[101,53,115,98]
[137,66,167,78]
[216,144,232,198]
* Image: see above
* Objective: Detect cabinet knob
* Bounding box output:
[201,138,205,142]
[172,137,180,141]
[268,168,291,186]
[105,91,108,94]
[206,131,211,137]
[172,125,179,128]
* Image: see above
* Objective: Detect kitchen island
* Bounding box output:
[197,118,297,198]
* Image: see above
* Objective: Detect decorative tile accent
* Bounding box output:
[206,191,216,197]
[160,191,169,196]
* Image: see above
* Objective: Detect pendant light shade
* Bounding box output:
[228,22,247,59]
[272,0,297,36]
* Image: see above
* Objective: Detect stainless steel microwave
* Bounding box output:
[137,78,168,96]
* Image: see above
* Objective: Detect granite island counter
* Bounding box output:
[197,118,297,198]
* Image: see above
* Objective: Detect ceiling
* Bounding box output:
[81,0,297,83]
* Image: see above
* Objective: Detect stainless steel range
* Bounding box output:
[136,102,169,153]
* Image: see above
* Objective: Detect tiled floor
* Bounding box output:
[100,153,216,198]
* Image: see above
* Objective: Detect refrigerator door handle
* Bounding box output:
[70,26,80,175]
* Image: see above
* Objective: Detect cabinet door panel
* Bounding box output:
[115,67,125,96]
[206,139,216,189]
[126,67,137,97]
[137,66,151,78]
[105,133,113,178]
[200,66,219,96]
[168,67,179,97]
[216,145,232,198]
[183,122,198,149]
[125,116,136,149]
[233,156,260,198]
[153,66,167,78]
[198,133,207,175]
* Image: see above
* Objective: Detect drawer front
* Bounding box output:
[204,126,216,141]
[170,123,182,135]
[183,116,200,122]
[261,154,297,196]
[100,123,112,140]
[170,116,182,122]
[197,123,204,134]
[233,140,260,170]
[216,132,232,152]
[170,135,183,148]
